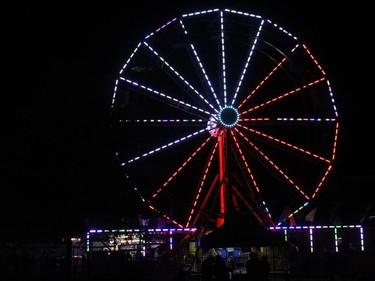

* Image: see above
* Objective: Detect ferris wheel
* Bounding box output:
[110,8,339,230]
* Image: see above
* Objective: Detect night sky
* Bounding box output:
[3,2,374,241]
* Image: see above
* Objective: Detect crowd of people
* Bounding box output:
[201,254,230,281]
[200,251,270,281]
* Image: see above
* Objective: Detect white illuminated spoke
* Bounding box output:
[122,128,207,165]
[110,8,340,229]
[179,19,221,110]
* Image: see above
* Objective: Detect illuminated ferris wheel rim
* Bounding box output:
[110,7,339,229]
[112,8,339,121]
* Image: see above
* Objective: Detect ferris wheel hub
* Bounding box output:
[219,106,239,128]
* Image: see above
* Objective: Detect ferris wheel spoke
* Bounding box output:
[231,185,268,225]
[219,11,229,107]
[111,8,340,228]
[120,128,207,166]
[179,19,222,110]
[119,77,213,118]
[148,204,184,229]
[234,127,310,200]
[240,77,325,117]
[117,118,207,127]
[230,131,274,223]
[142,42,218,113]
[190,174,220,228]
[149,136,212,200]
[236,48,293,110]
[237,122,333,163]
[230,131,261,193]
[187,140,220,227]
[149,137,220,228]
[230,19,264,107]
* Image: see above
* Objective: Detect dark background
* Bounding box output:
[3,1,374,241]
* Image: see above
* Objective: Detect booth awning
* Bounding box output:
[199,212,285,248]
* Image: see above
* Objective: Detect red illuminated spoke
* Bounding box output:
[239,78,326,117]
[237,123,332,163]
[111,8,340,229]
[150,136,212,200]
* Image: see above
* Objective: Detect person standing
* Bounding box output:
[213,255,229,281]
[260,255,270,281]
[201,256,214,281]
[245,252,261,281]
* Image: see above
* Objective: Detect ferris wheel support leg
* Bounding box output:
[217,131,228,227]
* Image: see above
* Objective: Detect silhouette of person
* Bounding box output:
[201,256,214,281]
[246,252,261,281]
[213,255,229,281]
[125,251,132,261]
[260,255,270,281]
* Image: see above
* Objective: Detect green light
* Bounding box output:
[219,106,239,127]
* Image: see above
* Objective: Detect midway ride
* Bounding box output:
[110,7,339,233]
